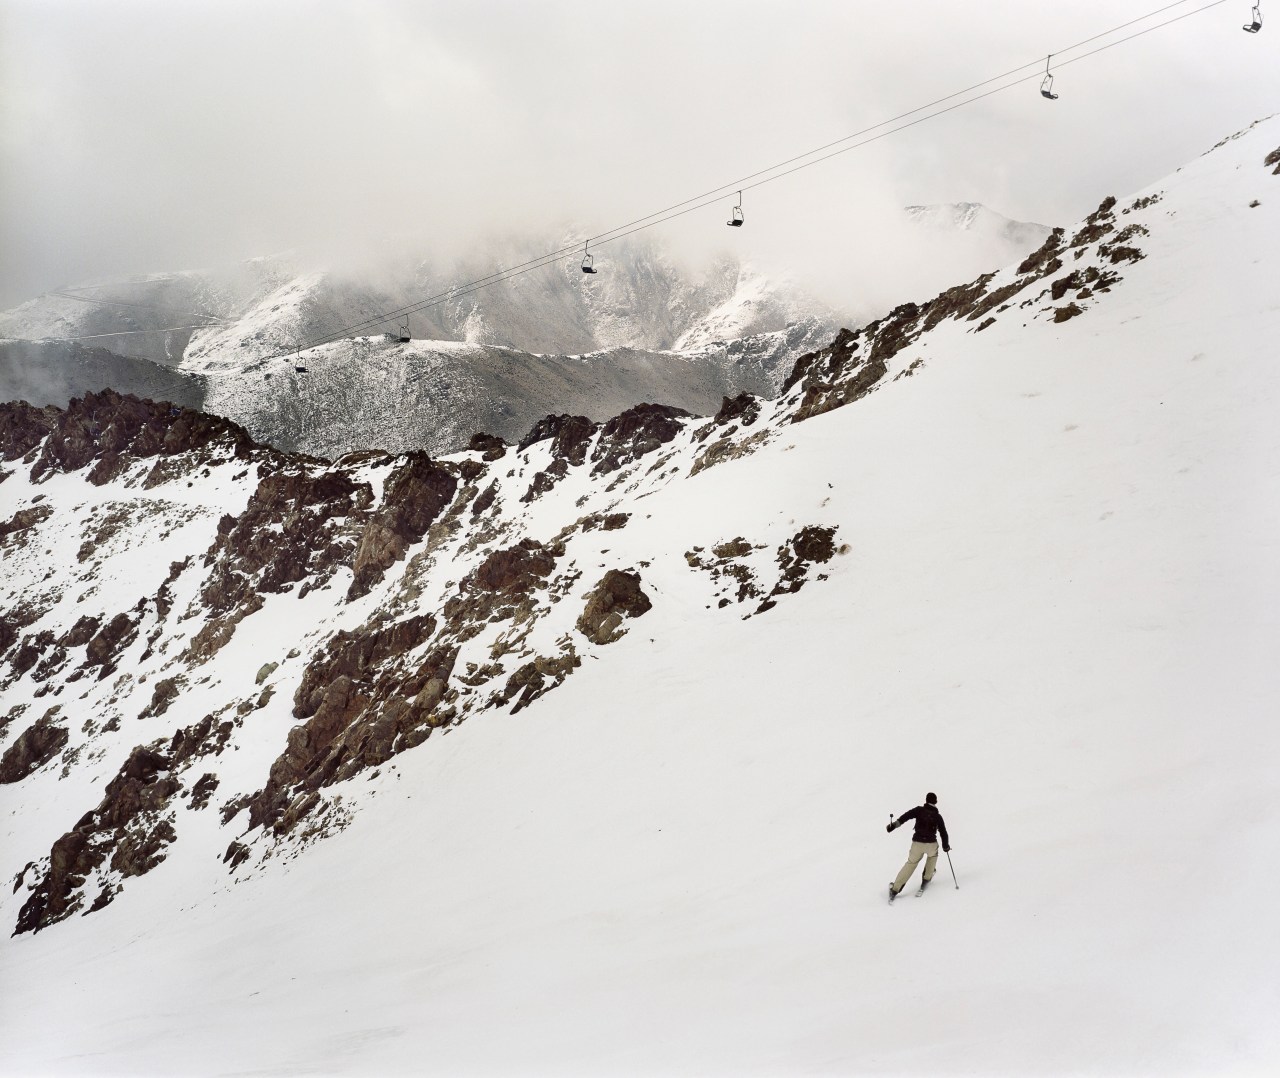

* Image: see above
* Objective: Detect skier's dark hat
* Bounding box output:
[925,792,937,805]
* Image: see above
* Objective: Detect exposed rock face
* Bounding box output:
[83,611,141,678]
[520,414,598,502]
[495,651,581,714]
[0,400,58,461]
[247,614,450,832]
[13,713,236,934]
[27,389,256,486]
[190,468,366,661]
[347,453,458,600]
[755,526,839,613]
[591,403,691,476]
[467,432,508,461]
[0,710,69,784]
[0,504,52,539]
[519,413,597,459]
[779,190,1144,425]
[15,746,176,933]
[576,570,653,645]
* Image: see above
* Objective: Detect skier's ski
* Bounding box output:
[915,878,930,898]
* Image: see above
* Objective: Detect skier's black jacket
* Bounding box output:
[890,804,950,848]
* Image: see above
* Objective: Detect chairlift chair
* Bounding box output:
[398,320,411,343]
[727,191,744,227]
[581,241,597,274]
[1244,2,1262,31]
[1040,55,1059,100]
[294,364,308,374]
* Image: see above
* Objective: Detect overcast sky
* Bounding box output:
[2,0,1277,310]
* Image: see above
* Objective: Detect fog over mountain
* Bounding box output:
[1,210,1054,457]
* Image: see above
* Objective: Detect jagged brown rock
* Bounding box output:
[0,505,52,540]
[756,526,839,613]
[246,614,453,832]
[590,403,691,477]
[14,745,178,934]
[0,401,59,461]
[83,611,141,677]
[27,390,257,486]
[347,453,458,600]
[0,709,69,784]
[468,432,508,461]
[576,569,653,645]
[496,651,581,713]
[520,414,598,501]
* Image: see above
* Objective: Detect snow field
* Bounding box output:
[2,118,1279,1074]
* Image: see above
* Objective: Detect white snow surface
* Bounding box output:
[2,119,1280,1074]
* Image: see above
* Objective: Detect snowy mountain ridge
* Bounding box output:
[904,199,1053,252]
[2,118,1279,1074]
[1,239,842,458]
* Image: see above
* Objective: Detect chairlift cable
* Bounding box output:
[288,0,1225,356]
[242,0,1229,360]
[299,0,1236,347]
[48,290,230,325]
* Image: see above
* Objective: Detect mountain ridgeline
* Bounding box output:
[0,210,1052,460]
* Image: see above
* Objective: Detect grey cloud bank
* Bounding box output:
[2,0,1277,312]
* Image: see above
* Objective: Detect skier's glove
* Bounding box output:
[942,845,951,853]
[886,822,897,833]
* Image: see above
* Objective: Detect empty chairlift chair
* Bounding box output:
[1244,2,1263,31]
[1040,55,1059,100]
[398,319,411,343]
[581,241,597,274]
[727,191,744,227]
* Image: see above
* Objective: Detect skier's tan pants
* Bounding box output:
[893,841,939,893]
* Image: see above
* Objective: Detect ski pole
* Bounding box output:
[945,848,959,889]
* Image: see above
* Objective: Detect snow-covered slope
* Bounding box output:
[2,119,1279,1074]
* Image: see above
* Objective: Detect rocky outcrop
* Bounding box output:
[347,453,458,600]
[13,712,236,933]
[27,389,257,485]
[590,403,691,476]
[468,432,508,461]
[576,570,652,645]
[14,746,177,933]
[0,710,69,784]
[82,610,142,678]
[188,467,367,662]
[246,614,453,832]
[443,539,560,640]
[0,504,52,540]
[755,526,839,613]
[0,400,58,461]
[520,414,597,502]
[494,650,581,714]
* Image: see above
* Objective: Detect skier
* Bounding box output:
[887,792,950,900]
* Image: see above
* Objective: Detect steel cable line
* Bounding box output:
[50,291,229,325]
[284,0,1233,360]
[290,0,1216,356]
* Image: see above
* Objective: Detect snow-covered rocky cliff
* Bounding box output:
[2,119,1279,1074]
